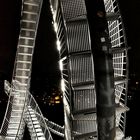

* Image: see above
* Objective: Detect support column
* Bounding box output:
[85,0,116,139]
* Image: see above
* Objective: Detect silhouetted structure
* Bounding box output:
[0,0,130,140]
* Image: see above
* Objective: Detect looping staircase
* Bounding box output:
[50,0,130,139]
[0,0,131,139]
[4,80,64,138]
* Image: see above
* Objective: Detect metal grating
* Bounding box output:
[49,0,129,139]
[72,120,97,135]
[60,0,86,20]
[67,20,91,53]
[105,0,126,48]
[73,89,96,112]
[70,55,94,85]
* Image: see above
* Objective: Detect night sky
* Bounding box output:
[118,0,140,79]
[0,0,21,80]
[0,0,140,139]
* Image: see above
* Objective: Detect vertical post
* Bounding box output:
[84,0,116,140]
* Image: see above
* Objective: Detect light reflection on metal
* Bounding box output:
[59,56,67,71]
[53,22,58,32]
[61,78,66,92]
[56,40,61,51]
[59,60,63,71]
[50,5,54,15]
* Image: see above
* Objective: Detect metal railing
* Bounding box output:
[104,0,129,135]
[0,80,26,139]
[25,92,53,140]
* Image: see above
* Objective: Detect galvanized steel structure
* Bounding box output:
[0,0,130,139]
[50,0,129,139]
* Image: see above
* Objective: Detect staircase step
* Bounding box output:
[0,136,15,140]
[73,108,96,115]
[12,109,23,112]
[12,103,24,106]
[7,129,21,135]
[38,137,46,140]
[9,119,21,124]
[31,132,44,137]
[116,104,129,114]
[25,110,35,114]
[35,128,43,132]
[36,132,44,137]
[30,114,36,117]
[33,121,40,125]
[11,112,22,117]
[27,121,40,126]
[8,123,20,129]
[24,2,39,7]
[13,96,26,100]
[12,105,24,110]
[31,117,38,121]
[10,116,22,119]
[73,131,97,139]
[24,0,40,4]
[73,113,96,121]
[13,97,25,102]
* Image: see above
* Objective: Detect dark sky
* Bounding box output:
[30,0,61,93]
[118,0,140,79]
[0,0,21,79]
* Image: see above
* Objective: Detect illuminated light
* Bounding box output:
[55,101,60,104]
[59,57,67,71]
[136,82,139,85]
[50,5,53,10]
[55,96,60,100]
[59,60,63,71]
[50,5,54,13]
[63,96,70,114]
[61,79,65,92]
[56,40,61,51]
[61,56,67,61]
[53,22,57,32]
[60,56,67,66]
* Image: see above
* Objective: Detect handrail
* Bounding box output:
[26,92,53,140]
